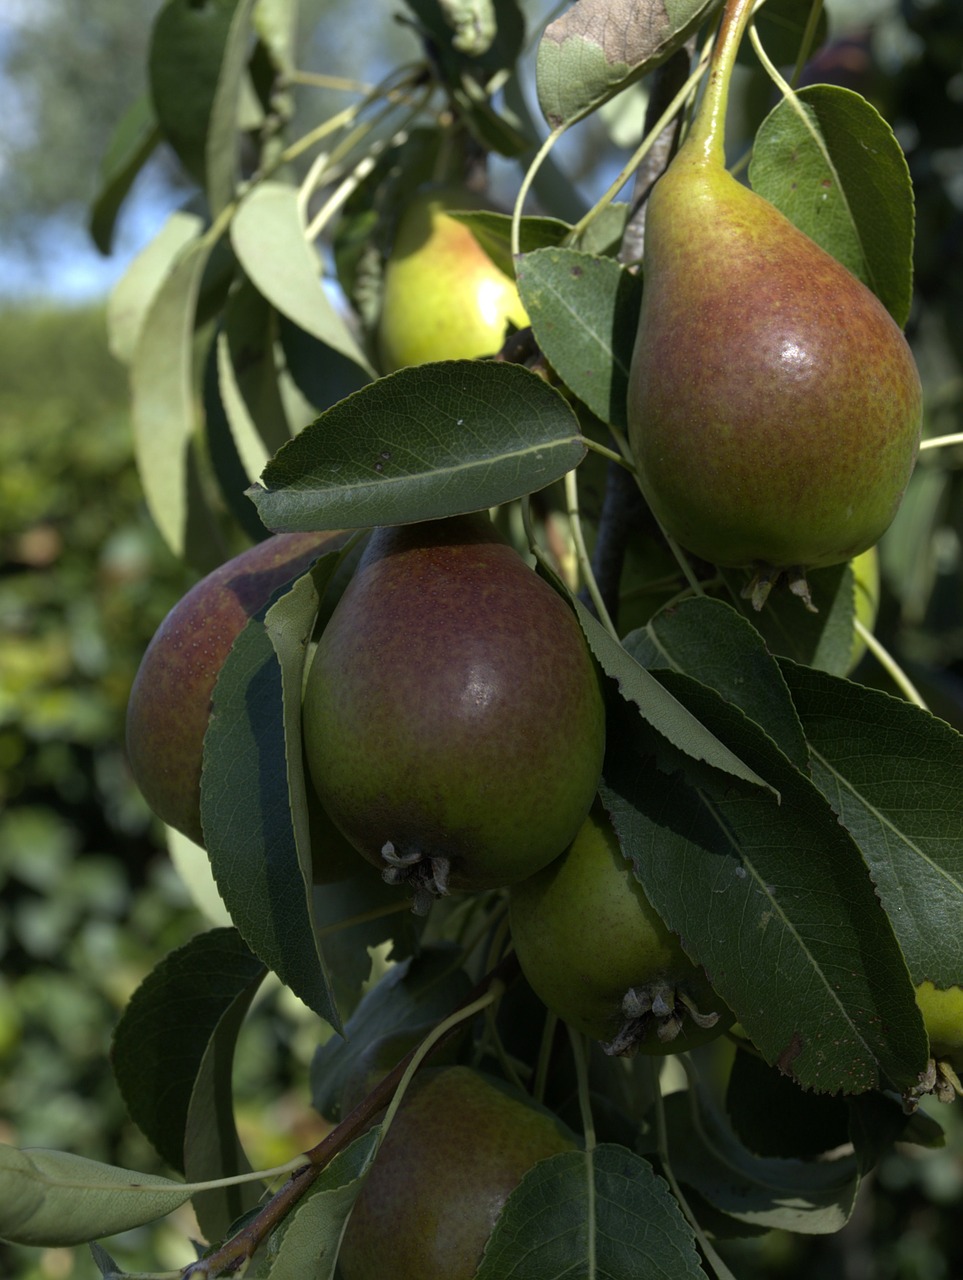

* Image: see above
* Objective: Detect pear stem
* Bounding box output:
[685,0,760,165]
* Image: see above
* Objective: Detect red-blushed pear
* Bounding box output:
[377,185,528,372]
[510,806,733,1056]
[126,530,348,849]
[626,0,922,609]
[337,1066,576,1280]
[301,512,606,910]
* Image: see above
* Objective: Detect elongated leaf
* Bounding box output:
[477,1145,705,1278]
[601,674,929,1095]
[0,1146,191,1247]
[265,1133,379,1280]
[107,209,203,365]
[625,595,808,769]
[201,608,340,1026]
[749,85,915,326]
[516,247,642,428]
[129,226,219,558]
[250,360,586,532]
[449,210,570,278]
[781,661,963,988]
[666,1087,859,1234]
[574,598,774,794]
[231,181,374,374]
[89,93,161,254]
[110,928,266,1172]
[206,0,260,214]
[537,0,717,128]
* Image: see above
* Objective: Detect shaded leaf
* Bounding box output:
[477,1145,705,1278]
[749,85,915,326]
[782,661,963,988]
[516,247,642,428]
[0,1146,191,1247]
[250,360,585,532]
[600,675,929,1095]
[110,928,266,1172]
[536,0,717,128]
[448,209,570,278]
[89,93,161,255]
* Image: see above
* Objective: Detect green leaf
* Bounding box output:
[781,661,963,989]
[516,247,642,428]
[149,0,257,212]
[477,1145,705,1278]
[89,93,161,255]
[749,85,915,326]
[110,928,266,1173]
[311,947,472,1122]
[448,209,570,278]
[230,181,375,375]
[738,0,828,68]
[536,0,718,128]
[624,595,809,769]
[0,1145,192,1247]
[601,677,929,1095]
[249,361,586,532]
[573,599,775,795]
[201,605,341,1026]
[665,1085,860,1234]
[129,224,222,560]
[107,209,204,366]
[264,1133,379,1279]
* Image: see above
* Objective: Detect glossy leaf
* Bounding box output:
[537,0,717,128]
[110,928,266,1173]
[0,1146,192,1247]
[477,1145,705,1278]
[250,360,585,532]
[601,675,929,1095]
[749,85,915,326]
[782,660,963,988]
[516,247,642,428]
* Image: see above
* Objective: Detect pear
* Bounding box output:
[126,530,348,848]
[337,1066,575,1280]
[510,806,732,1055]
[301,513,606,907]
[626,0,922,606]
[377,185,529,372]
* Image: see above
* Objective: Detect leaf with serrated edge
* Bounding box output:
[477,1145,705,1279]
[250,361,585,532]
[0,1146,192,1247]
[536,0,717,128]
[781,661,963,989]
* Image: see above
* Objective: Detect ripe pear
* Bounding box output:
[626,3,921,603]
[337,1065,576,1280]
[301,513,606,906]
[510,806,732,1055]
[377,185,529,372]
[126,530,348,848]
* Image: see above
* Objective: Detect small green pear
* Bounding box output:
[626,0,922,602]
[510,806,732,1055]
[377,185,528,372]
[126,530,348,848]
[302,513,606,907]
[915,980,963,1070]
[337,1066,576,1280]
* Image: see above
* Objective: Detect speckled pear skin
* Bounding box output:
[377,185,529,372]
[302,513,606,895]
[126,530,348,846]
[626,156,922,572]
[337,1066,576,1280]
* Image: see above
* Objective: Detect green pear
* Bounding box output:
[915,980,963,1070]
[377,185,529,373]
[126,530,348,849]
[510,806,732,1055]
[337,1066,575,1280]
[301,513,606,907]
[626,0,921,604]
